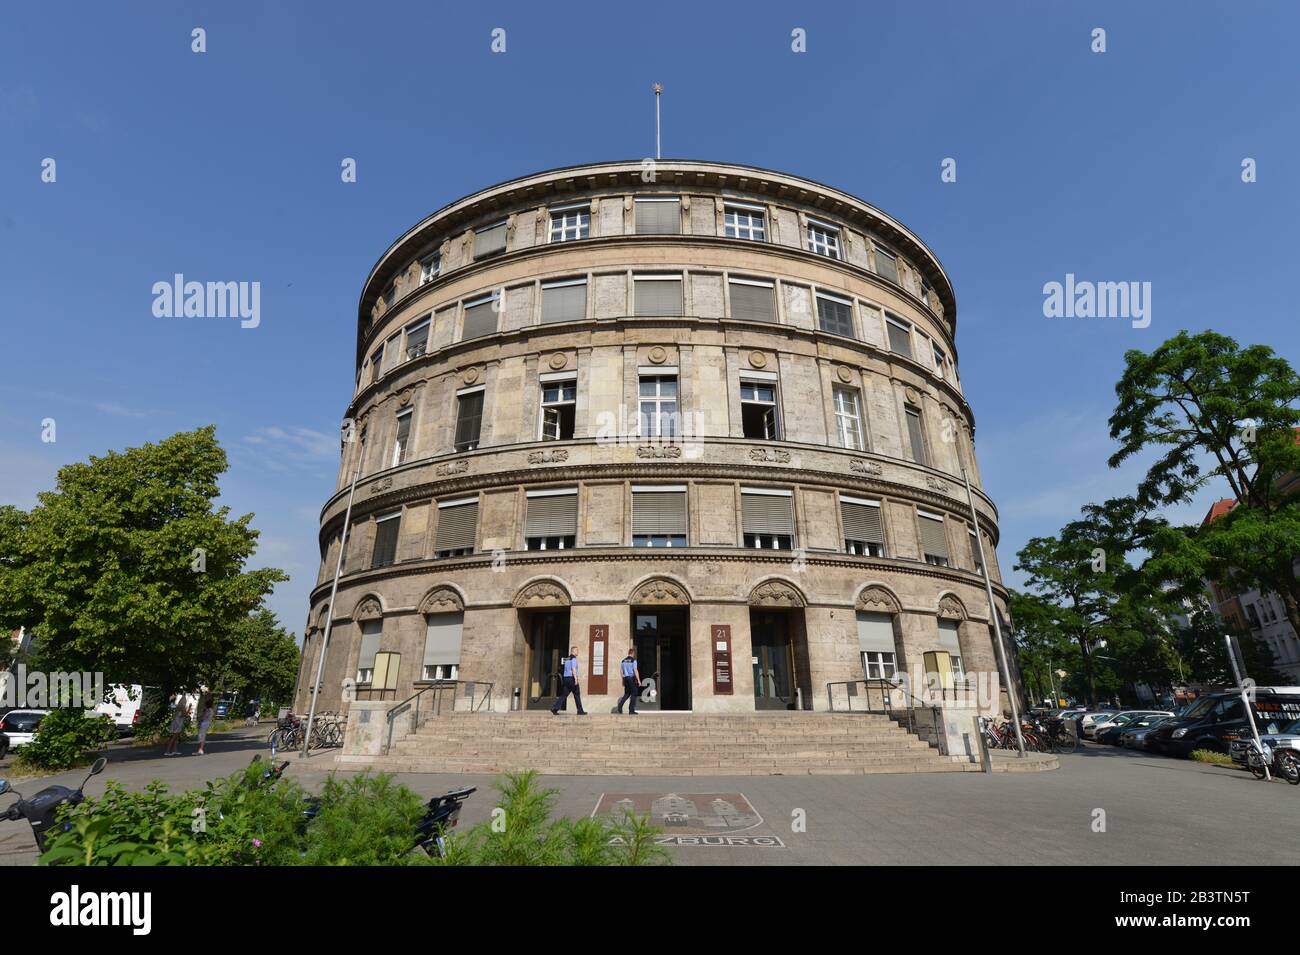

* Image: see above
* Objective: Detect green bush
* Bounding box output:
[14,709,114,772]
[301,773,428,866]
[1190,748,1235,766]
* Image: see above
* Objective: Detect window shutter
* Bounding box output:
[840,498,883,544]
[635,199,680,234]
[462,297,498,339]
[730,282,776,323]
[937,619,962,655]
[371,514,401,567]
[874,248,900,284]
[634,278,684,316]
[422,612,463,668]
[886,320,913,357]
[455,391,484,449]
[969,529,985,573]
[358,620,382,671]
[474,222,506,258]
[435,500,478,553]
[631,488,688,536]
[816,296,855,337]
[918,512,949,558]
[741,491,794,536]
[856,612,895,654]
[525,491,578,537]
[905,406,929,466]
[405,321,430,358]
[542,282,587,324]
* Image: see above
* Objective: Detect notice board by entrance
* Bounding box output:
[588,624,609,695]
[712,624,733,695]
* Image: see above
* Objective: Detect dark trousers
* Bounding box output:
[616,676,639,713]
[552,676,585,714]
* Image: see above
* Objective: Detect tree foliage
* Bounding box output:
[212,608,300,706]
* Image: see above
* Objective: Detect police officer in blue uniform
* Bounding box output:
[550,646,588,715]
[615,648,641,715]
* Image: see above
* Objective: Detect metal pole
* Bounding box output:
[961,466,1026,757]
[653,83,662,160]
[1047,655,1058,708]
[302,431,366,758]
[1225,634,1270,781]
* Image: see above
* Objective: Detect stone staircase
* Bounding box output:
[366,711,981,776]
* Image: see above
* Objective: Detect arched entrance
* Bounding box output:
[628,577,692,711]
[748,579,811,711]
[513,579,573,710]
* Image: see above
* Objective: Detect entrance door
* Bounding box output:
[525,610,570,710]
[631,609,691,710]
[751,611,796,710]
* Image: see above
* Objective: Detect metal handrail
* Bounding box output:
[825,678,944,736]
[382,679,494,755]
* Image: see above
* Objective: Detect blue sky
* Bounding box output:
[2,1,1297,636]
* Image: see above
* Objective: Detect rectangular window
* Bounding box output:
[462,293,499,340]
[740,376,779,440]
[918,510,949,567]
[858,612,897,680]
[634,275,684,317]
[357,619,382,684]
[862,651,897,680]
[807,220,841,259]
[381,333,401,374]
[816,293,855,338]
[368,344,384,384]
[638,374,679,439]
[474,220,507,259]
[525,488,578,550]
[422,611,463,681]
[549,206,590,243]
[885,315,913,358]
[932,344,947,381]
[455,388,484,452]
[741,487,794,550]
[419,251,441,284]
[540,375,576,441]
[371,511,401,568]
[541,278,587,324]
[729,278,776,323]
[969,527,985,575]
[382,280,399,310]
[841,495,884,556]
[904,404,928,466]
[919,274,933,305]
[724,205,766,241]
[635,197,681,234]
[873,243,900,284]
[404,317,430,361]
[938,619,963,679]
[631,485,688,547]
[434,498,477,557]
[391,408,413,467]
[833,386,865,451]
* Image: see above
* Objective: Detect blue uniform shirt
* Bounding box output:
[621,657,636,678]
[563,655,579,678]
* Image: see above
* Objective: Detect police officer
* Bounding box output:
[615,648,641,715]
[550,646,588,716]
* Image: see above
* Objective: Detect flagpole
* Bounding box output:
[653,83,662,160]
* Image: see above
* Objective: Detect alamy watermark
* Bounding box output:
[1042,273,1151,329]
[0,665,106,709]
[152,273,260,328]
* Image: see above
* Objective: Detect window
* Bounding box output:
[904,404,929,466]
[540,376,576,441]
[390,408,413,467]
[841,496,884,556]
[419,251,441,285]
[404,317,430,361]
[368,344,384,384]
[1246,604,1262,629]
[816,293,855,338]
[938,619,963,679]
[541,279,587,324]
[873,243,900,284]
[638,374,679,439]
[724,205,766,241]
[807,220,840,259]
[422,612,463,681]
[885,315,913,358]
[434,498,478,557]
[741,487,795,550]
[462,293,499,340]
[932,344,948,381]
[631,485,687,547]
[549,206,590,242]
[381,333,401,374]
[858,610,897,680]
[740,377,779,439]
[634,275,684,317]
[969,528,985,575]
[474,220,507,259]
[729,278,776,323]
[635,197,680,234]
[919,274,934,304]
[382,280,399,309]
[357,620,382,684]
[525,488,577,550]
[862,651,897,680]
[918,510,949,567]
[455,388,484,451]
[832,386,865,451]
[371,511,401,568]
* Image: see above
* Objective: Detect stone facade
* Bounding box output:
[296,160,1016,717]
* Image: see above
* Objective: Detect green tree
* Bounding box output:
[212,608,300,707]
[1008,590,1077,705]
[0,427,285,703]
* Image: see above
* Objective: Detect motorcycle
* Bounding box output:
[0,756,108,853]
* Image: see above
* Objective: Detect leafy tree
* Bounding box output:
[0,427,285,703]
[1172,601,1283,686]
[211,608,300,708]
[1008,590,1077,705]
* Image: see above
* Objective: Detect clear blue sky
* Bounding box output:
[3,1,1297,636]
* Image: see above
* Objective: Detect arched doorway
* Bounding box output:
[628,577,692,711]
[513,579,573,710]
[748,579,811,711]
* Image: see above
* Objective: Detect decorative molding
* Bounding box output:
[925,476,950,494]
[647,346,668,365]
[547,352,569,370]
[418,586,464,614]
[850,458,883,477]
[528,449,569,465]
[628,577,690,606]
[856,585,902,614]
[435,459,469,477]
[937,594,967,620]
[462,367,480,385]
[836,366,853,383]
[368,477,394,494]
[749,579,806,608]
[748,447,791,464]
[512,580,571,608]
[747,351,768,369]
[636,444,682,459]
[397,387,415,408]
[904,386,921,405]
[354,597,384,621]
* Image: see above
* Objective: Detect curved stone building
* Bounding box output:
[296,159,1012,717]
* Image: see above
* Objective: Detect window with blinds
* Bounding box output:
[969,527,985,574]
[873,243,900,284]
[937,619,963,678]
[371,511,401,568]
[841,495,884,556]
[525,490,578,550]
[918,510,949,566]
[391,409,412,467]
[474,221,507,258]
[816,294,855,338]
[541,279,587,324]
[462,295,499,340]
[905,404,929,466]
[741,488,795,550]
[455,390,484,451]
[368,345,384,384]
[857,611,897,679]
[357,619,382,683]
[635,198,680,234]
[886,316,913,357]
[729,279,776,323]
[422,612,463,681]
[434,499,478,557]
[634,276,684,316]
[631,486,687,547]
[404,318,430,360]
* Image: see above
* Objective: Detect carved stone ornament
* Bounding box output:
[856,586,901,613]
[419,586,464,614]
[636,444,682,459]
[937,595,967,620]
[904,387,921,405]
[369,477,393,494]
[747,351,768,369]
[749,447,791,464]
[435,459,469,477]
[925,476,950,494]
[462,367,480,385]
[836,366,854,383]
[749,580,806,608]
[397,387,415,408]
[513,581,571,608]
[647,346,668,365]
[354,597,383,621]
[528,449,569,465]
[850,458,883,477]
[629,578,690,606]
[548,353,569,370]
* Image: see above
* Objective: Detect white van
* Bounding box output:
[93,684,144,735]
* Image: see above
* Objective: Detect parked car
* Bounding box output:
[1228,716,1300,767]
[0,731,8,760]
[0,709,50,748]
[1147,687,1300,757]
[1096,711,1174,745]
[1082,710,1138,739]
[1120,717,1174,750]
[1077,709,1119,738]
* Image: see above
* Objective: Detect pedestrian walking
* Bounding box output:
[195,694,215,755]
[550,646,587,715]
[163,696,189,756]
[615,648,641,715]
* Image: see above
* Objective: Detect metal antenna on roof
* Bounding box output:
[653,83,662,160]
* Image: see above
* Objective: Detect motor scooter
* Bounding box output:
[0,756,108,853]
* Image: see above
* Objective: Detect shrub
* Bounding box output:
[301,773,429,866]
[1190,749,1236,766]
[15,709,114,772]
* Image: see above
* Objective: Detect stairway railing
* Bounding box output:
[382,679,494,755]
